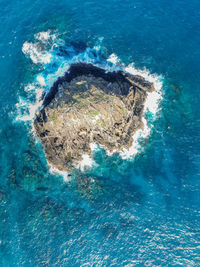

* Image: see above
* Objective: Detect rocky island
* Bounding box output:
[34,63,154,172]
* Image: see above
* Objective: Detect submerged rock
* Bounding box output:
[34,63,154,172]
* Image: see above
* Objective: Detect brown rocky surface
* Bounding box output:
[34,63,154,172]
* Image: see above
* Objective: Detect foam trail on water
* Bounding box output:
[16,30,163,176]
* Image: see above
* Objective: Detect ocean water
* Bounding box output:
[0,0,200,266]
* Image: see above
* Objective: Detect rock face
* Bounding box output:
[34,63,154,172]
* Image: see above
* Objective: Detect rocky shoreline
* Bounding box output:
[34,63,154,172]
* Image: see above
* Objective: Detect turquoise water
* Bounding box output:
[0,0,200,265]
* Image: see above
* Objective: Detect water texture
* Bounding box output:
[0,0,200,266]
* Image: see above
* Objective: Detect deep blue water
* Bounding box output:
[0,0,200,266]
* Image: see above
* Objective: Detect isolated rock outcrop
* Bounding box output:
[34,63,154,171]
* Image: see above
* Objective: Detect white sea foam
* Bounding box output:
[34,30,52,43]
[22,30,59,65]
[90,143,98,150]
[22,41,52,64]
[24,84,35,92]
[16,83,43,122]
[107,53,120,64]
[16,30,163,177]
[48,162,69,182]
[77,154,95,172]
[36,75,46,86]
